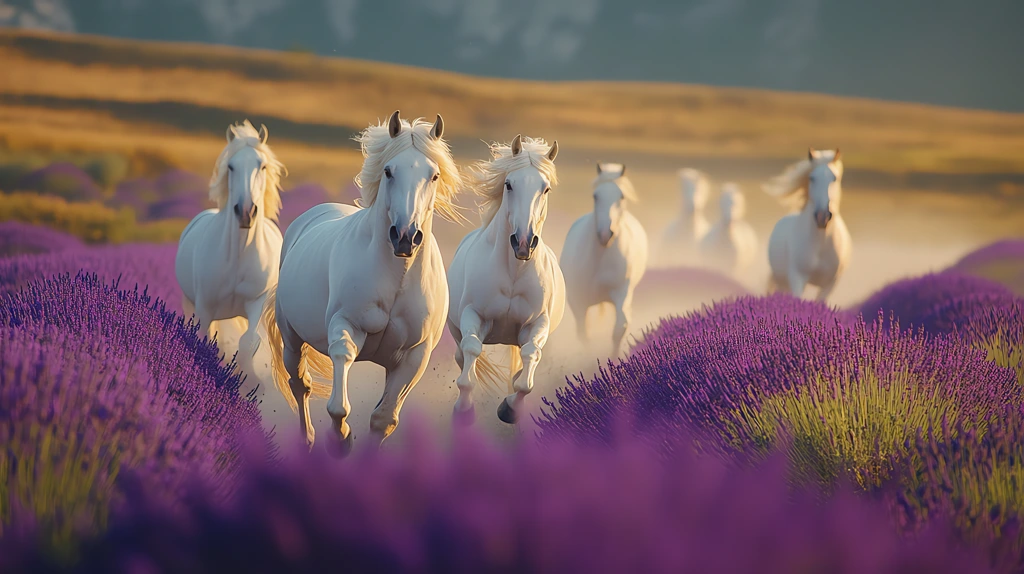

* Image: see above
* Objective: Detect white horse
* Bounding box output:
[447,134,565,425]
[561,162,648,356]
[175,120,286,374]
[698,182,759,278]
[261,111,462,455]
[658,168,710,267]
[764,148,852,300]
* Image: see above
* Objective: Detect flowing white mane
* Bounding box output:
[470,136,559,227]
[353,116,466,224]
[594,162,638,203]
[762,149,842,212]
[209,120,286,222]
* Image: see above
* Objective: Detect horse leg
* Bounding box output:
[498,315,551,425]
[816,277,838,302]
[787,269,808,299]
[569,298,590,344]
[325,312,365,458]
[237,294,267,374]
[610,286,634,358]
[371,344,430,448]
[281,322,316,449]
[447,320,474,427]
[453,309,484,424]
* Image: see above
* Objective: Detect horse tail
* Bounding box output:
[474,345,521,396]
[261,287,333,413]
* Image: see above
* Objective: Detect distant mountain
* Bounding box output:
[1,0,1021,112]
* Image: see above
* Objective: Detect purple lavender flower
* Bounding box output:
[5,423,993,574]
[0,243,181,310]
[0,221,83,257]
[0,272,267,559]
[15,163,103,203]
[153,169,207,198]
[857,272,1015,333]
[146,194,211,221]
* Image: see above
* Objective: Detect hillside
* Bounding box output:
[2,28,1024,188]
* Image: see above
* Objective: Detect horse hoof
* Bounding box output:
[496,399,518,425]
[452,406,476,427]
[326,432,355,459]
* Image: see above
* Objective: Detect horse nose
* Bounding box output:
[390,224,419,257]
[235,202,254,229]
[598,229,614,245]
[815,210,833,229]
[510,232,536,260]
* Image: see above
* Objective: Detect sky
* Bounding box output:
[1,0,1021,112]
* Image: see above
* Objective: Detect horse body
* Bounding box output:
[262,112,461,455]
[562,162,648,356]
[699,183,758,278]
[447,134,564,425]
[659,168,709,267]
[175,120,285,373]
[764,148,852,300]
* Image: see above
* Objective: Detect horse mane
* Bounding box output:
[470,136,559,227]
[594,162,638,203]
[209,120,287,222]
[352,116,466,224]
[762,150,842,212]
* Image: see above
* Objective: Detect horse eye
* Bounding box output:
[505,181,512,192]
[384,167,393,179]
[260,164,267,171]
[431,173,439,182]
[543,187,551,195]
[228,165,234,172]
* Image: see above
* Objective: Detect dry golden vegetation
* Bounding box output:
[2,28,1024,186]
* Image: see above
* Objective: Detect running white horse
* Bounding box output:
[698,182,759,279]
[261,111,462,455]
[447,134,565,426]
[175,120,286,374]
[561,162,648,356]
[764,148,852,300]
[659,168,710,267]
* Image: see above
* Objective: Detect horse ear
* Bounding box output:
[618,163,625,176]
[388,110,402,138]
[833,148,841,161]
[546,140,559,162]
[596,162,602,174]
[511,134,523,156]
[431,114,444,140]
[226,126,235,143]
[808,147,815,161]
[258,124,269,144]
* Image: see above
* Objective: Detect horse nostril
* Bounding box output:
[826,212,833,221]
[250,204,258,218]
[510,234,518,250]
[412,230,424,246]
[389,226,399,242]
[233,204,241,216]
[530,235,539,250]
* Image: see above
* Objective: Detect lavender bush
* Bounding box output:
[897,406,1024,572]
[16,163,103,203]
[278,183,331,231]
[4,424,994,574]
[0,221,83,257]
[0,243,181,310]
[146,194,210,221]
[537,295,1019,488]
[153,170,207,198]
[0,273,266,560]
[858,272,1015,333]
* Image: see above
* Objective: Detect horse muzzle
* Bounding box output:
[390,224,423,258]
[510,232,539,261]
[597,229,615,247]
[814,210,833,229]
[235,203,258,229]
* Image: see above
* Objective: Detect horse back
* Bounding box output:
[281,203,361,265]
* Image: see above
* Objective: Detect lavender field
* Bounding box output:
[1,221,1023,572]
